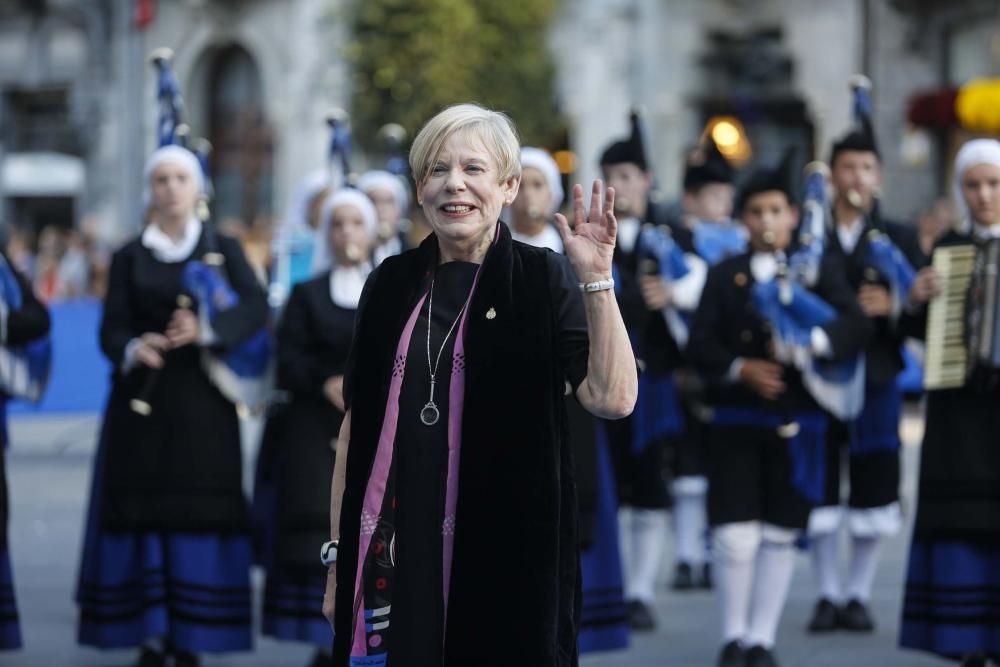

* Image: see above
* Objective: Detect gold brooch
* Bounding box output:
[734,272,748,286]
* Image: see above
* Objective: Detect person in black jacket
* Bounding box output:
[688,155,872,667]
[806,117,927,634]
[257,188,378,667]
[600,114,701,630]
[76,145,268,667]
[0,251,50,651]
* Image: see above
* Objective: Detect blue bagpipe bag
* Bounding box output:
[182,254,271,414]
[0,255,51,403]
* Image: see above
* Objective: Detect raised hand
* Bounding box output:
[554,181,617,284]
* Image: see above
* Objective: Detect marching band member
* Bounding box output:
[76,143,268,667]
[899,138,1000,667]
[358,170,412,266]
[807,76,925,634]
[257,189,378,667]
[666,138,741,592]
[0,251,50,651]
[507,147,565,252]
[689,152,871,667]
[599,113,690,630]
[510,146,629,653]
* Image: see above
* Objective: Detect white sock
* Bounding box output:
[673,492,707,566]
[618,507,633,597]
[811,531,842,602]
[846,535,881,602]
[746,525,797,649]
[628,508,668,603]
[142,637,165,653]
[713,521,761,643]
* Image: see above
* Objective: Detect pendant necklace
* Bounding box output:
[421,273,468,426]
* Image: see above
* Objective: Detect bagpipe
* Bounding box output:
[0,255,51,403]
[182,246,273,416]
[751,162,865,420]
[637,224,701,348]
[268,108,355,310]
[132,48,270,416]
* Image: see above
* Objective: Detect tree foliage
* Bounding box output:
[344,0,563,152]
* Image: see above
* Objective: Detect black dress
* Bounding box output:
[77,226,268,653]
[258,271,353,646]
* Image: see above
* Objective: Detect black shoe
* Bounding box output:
[745,645,781,667]
[716,640,746,667]
[672,561,696,590]
[701,561,714,589]
[961,655,987,667]
[135,647,166,667]
[174,651,201,667]
[807,598,841,633]
[626,599,656,631]
[308,650,335,667]
[841,599,875,632]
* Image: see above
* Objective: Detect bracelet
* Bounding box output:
[579,278,615,293]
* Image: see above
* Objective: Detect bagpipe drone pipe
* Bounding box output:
[636,224,700,348]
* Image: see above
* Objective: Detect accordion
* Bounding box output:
[924,239,1000,389]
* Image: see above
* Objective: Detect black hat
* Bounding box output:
[830,74,879,164]
[600,111,647,171]
[683,138,735,191]
[735,147,798,214]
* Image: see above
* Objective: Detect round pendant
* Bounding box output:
[420,402,440,426]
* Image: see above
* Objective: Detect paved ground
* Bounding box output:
[2,406,952,666]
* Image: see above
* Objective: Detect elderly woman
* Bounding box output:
[357,170,411,266]
[257,189,378,667]
[77,145,268,667]
[321,104,637,666]
[899,138,1000,667]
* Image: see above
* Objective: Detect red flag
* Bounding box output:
[134,0,156,29]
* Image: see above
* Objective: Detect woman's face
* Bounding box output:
[150,160,199,221]
[417,132,519,249]
[366,186,402,235]
[328,204,372,265]
[961,162,1000,227]
[512,166,551,221]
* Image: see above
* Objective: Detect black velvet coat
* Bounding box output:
[98,228,268,533]
[334,224,583,666]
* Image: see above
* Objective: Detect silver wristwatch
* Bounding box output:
[320,539,339,566]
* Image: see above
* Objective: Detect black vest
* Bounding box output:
[334,224,581,666]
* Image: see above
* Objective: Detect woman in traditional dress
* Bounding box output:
[321,103,637,666]
[899,138,1000,667]
[76,145,268,667]
[257,189,378,667]
[357,171,412,266]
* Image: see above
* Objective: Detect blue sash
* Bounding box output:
[712,407,827,504]
[849,381,901,455]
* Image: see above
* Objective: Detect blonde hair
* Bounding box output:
[409,103,521,185]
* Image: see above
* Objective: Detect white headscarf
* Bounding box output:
[953,138,1000,231]
[357,170,411,213]
[142,145,205,211]
[284,170,331,232]
[311,188,379,274]
[520,147,564,216]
